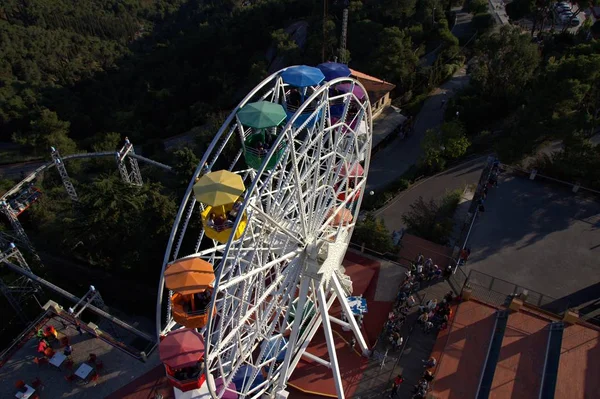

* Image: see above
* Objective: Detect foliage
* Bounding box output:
[505,0,534,21]
[592,21,600,39]
[420,129,446,172]
[12,109,77,156]
[532,133,600,189]
[469,0,489,15]
[59,174,177,275]
[271,29,301,64]
[91,132,122,153]
[401,190,462,245]
[471,13,494,33]
[470,25,540,104]
[352,213,395,253]
[440,121,470,158]
[172,147,200,188]
[372,27,420,89]
[0,178,16,196]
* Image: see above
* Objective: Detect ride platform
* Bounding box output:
[287,251,395,398]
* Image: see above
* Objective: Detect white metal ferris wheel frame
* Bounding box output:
[156,66,373,399]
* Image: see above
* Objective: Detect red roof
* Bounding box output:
[349,68,396,104]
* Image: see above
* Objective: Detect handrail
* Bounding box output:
[206,222,234,232]
[503,164,600,196]
[244,143,286,157]
[0,310,51,364]
[286,103,318,113]
[186,304,211,316]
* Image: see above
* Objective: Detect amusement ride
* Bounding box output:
[157,63,373,398]
[0,63,374,399]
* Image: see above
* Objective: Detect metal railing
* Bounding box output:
[0,310,50,365]
[504,164,600,196]
[465,269,571,315]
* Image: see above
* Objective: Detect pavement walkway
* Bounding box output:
[374,155,488,233]
[366,67,471,190]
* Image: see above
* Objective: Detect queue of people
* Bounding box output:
[417,291,454,333]
[386,251,459,398]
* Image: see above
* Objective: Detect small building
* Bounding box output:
[349,69,396,119]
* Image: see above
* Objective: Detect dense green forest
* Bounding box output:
[0,0,462,300]
[1,0,459,159]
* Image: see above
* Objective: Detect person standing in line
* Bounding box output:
[389,374,404,398]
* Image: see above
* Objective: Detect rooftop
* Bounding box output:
[349,68,396,104]
[430,299,600,399]
[464,172,600,302]
[0,314,159,399]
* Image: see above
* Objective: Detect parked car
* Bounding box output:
[555,2,570,10]
[560,11,574,19]
[556,8,573,15]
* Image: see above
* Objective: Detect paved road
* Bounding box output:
[374,155,488,232]
[367,67,471,190]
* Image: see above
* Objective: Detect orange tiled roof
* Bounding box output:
[349,68,396,104]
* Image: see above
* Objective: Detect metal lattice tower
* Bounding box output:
[0,243,44,324]
[51,147,79,202]
[339,7,349,64]
[116,137,143,186]
[0,201,37,256]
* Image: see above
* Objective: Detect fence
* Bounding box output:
[504,164,600,196]
[465,269,571,315]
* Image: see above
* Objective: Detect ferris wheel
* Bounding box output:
[156,64,373,399]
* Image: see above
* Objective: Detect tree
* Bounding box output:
[401,191,461,245]
[13,109,77,156]
[470,26,540,102]
[91,132,122,152]
[506,0,534,21]
[420,129,446,172]
[271,29,301,64]
[592,21,600,39]
[172,147,200,188]
[373,27,419,88]
[471,13,494,33]
[440,121,470,159]
[469,0,489,14]
[352,213,395,253]
[63,174,176,274]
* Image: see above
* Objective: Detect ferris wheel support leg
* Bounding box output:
[275,277,311,393]
[316,285,346,399]
[331,273,370,356]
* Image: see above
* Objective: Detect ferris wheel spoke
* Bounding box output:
[216,248,302,292]
[247,203,304,246]
[213,273,286,359]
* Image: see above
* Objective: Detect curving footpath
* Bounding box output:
[366,67,471,190]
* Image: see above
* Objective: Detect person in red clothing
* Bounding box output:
[389,374,404,397]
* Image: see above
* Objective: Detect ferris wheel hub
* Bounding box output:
[302,239,346,287]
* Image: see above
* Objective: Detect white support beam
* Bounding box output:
[317,285,345,399]
[329,315,351,330]
[276,277,310,392]
[301,351,331,368]
[332,273,370,356]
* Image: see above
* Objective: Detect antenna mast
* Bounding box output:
[339,5,349,64]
